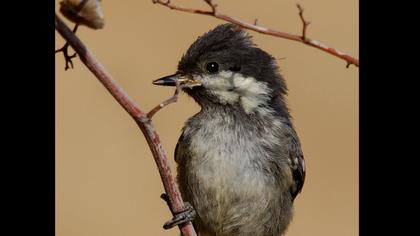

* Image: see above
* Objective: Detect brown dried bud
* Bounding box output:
[59,0,105,30]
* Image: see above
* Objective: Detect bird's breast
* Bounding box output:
[177,112,289,235]
[185,114,269,188]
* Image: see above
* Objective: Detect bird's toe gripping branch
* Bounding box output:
[161,193,196,229]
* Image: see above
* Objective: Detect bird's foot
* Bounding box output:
[160,194,196,229]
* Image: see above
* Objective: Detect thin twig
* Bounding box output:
[147,81,184,119]
[55,14,197,236]
[297,4,310,41]
[55,24,79,70]
[204,0,217,13]
[152,0,359,68]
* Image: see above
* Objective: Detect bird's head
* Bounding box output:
[153,24,289,116]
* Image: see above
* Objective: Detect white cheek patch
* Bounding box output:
[233,76,271,114]
[195,71,272,114]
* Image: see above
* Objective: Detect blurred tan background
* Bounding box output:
[55,0,358,235]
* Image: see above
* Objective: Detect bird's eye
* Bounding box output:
[206,62,219,73]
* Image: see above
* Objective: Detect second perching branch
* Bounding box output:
[153,0,359,68]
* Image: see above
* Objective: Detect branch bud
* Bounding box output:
[59,0,105,29]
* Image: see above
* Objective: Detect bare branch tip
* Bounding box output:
[297,3,304,12]
[296,3,310,40]
[204,0,217,12]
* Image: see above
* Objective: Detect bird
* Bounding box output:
[153,23,305,236]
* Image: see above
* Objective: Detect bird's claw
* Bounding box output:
[162,200,196,229]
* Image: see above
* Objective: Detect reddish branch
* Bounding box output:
[55,14,197,236]
[152,0,359,68]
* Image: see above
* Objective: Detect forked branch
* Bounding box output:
[55,24,79,70]
[297,4,310,41]
[152,0,359,68]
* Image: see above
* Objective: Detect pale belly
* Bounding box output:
[176,113,293,235]
[178,139,289,236]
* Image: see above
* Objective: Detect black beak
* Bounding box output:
[152,74,178,86]
[152,74,202,88]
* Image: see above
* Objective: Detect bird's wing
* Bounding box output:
[284,125,306,202]
[174,132,185,164]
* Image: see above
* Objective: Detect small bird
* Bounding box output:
[153,24,305,236]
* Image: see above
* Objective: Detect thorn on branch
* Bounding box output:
[346,62,351,68]
[297,4,310,41]
[254,18,258,26]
